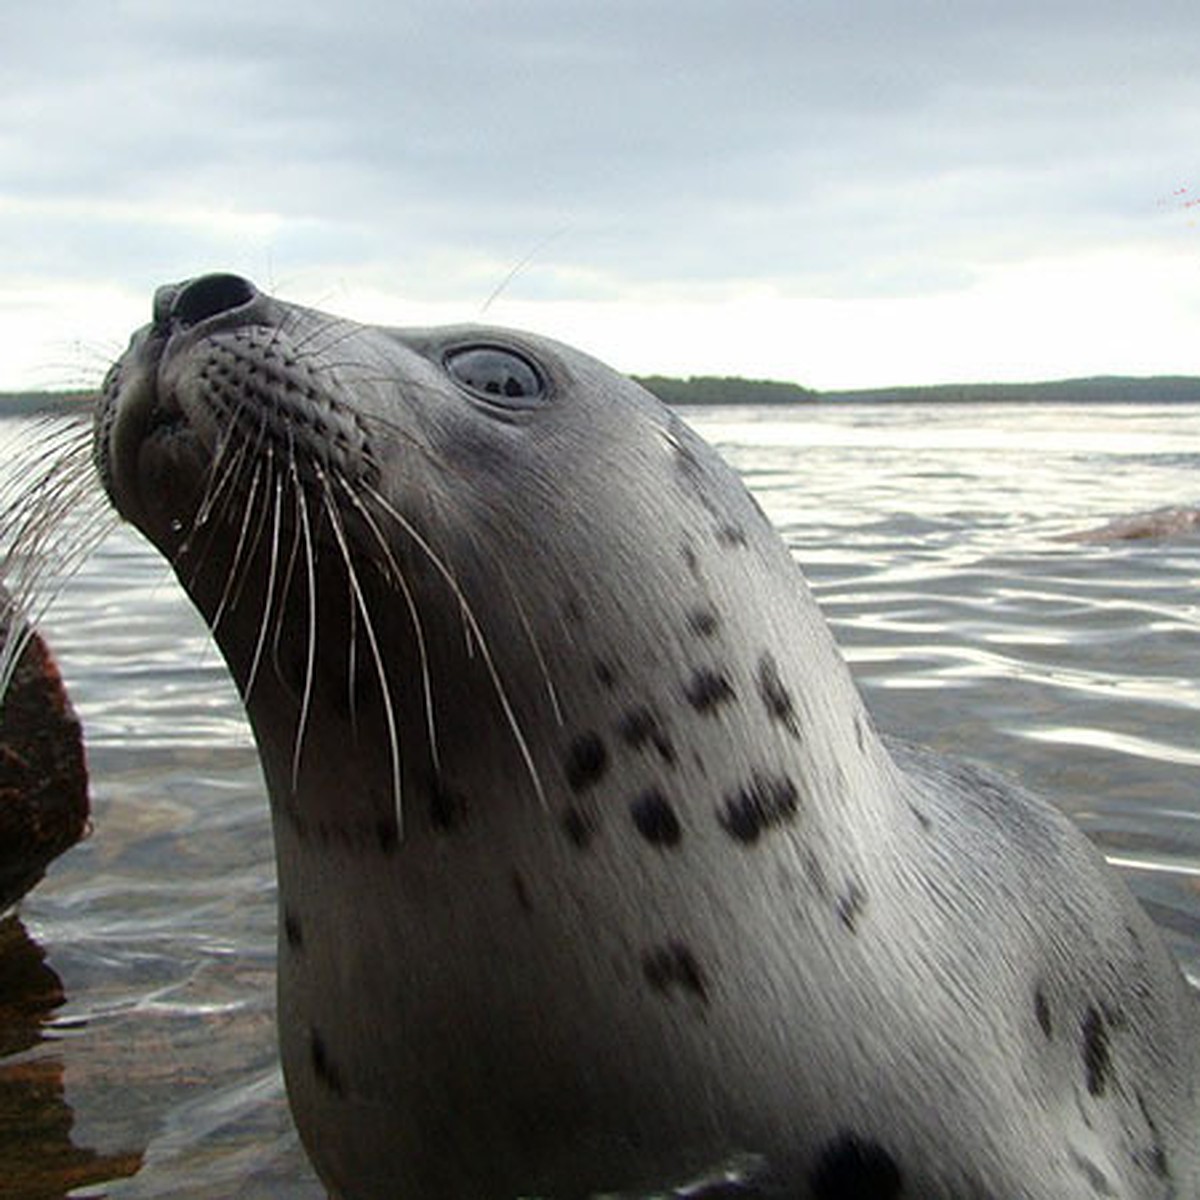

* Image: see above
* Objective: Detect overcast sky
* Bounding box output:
[4,0,1200,390]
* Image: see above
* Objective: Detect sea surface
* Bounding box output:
[2,402,1198,1198]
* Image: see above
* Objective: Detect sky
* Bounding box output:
[3,0,1200,391]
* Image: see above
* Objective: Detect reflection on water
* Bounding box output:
[0,916,143,1196]
[0,402,1198,1197]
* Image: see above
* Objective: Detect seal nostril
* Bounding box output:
[170,273,257,329]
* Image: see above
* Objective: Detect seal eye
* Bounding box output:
[444,345,546,409]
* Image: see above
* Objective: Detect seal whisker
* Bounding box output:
[492,554,564,727]
[282,312,428,395]
[288,455,320,798]
[209,454,271,635]
[268,463,311,704]
[0,419,96,556]
[345,569,361,729]
[188,403,259,535]
[285,314,372,366]
[0,415,117,692]
[362,481,548,810]
[318,466,405,837]
[332,474,442,779]
[221,449,281,617]
[243,455,286,700]
[175,399,271,593]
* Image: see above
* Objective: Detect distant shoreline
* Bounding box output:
[0,391,96,416]
[3,374,1200,415]
[633,374,1200,407]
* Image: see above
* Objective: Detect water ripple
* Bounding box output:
[2,404,1198,1196]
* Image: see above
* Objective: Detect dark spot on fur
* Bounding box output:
[718,771,800,843]
[1082,1005,1112,1096]
[855,715,867,753]
[716,523,748,547]
[310,1030,345,1097]
[757,653,800,738]
[429,782,469,832]
[836,880,868,932]
[511,870,533,914]
[642,942,708,1003]
[684,667,736,714]
[681,542,700,576]
[1034,987,1053,1039]
[562,806,597,849]
[811,1133,903,1199]
[687,607,720,638]
[1135,1089,1170,1180]
[630,790,682,847]
[565,733,608,792]
[907,801,932,832]
[593,658,618,689]
[284,909,304,951]
[618,706,676,764]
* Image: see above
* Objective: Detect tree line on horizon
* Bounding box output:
[634,374,1200,406]
[2,374,1200,415]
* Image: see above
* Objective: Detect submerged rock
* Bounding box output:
[1062,505,1200,542]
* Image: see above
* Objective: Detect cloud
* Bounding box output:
[3,0,1200,387]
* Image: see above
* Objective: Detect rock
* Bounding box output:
[0,594,88,913]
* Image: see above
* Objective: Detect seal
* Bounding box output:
[94,273,1199,1198]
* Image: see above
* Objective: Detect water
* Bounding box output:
[2,402,1198,1197]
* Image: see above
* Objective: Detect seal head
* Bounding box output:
[95,275,1200,1198]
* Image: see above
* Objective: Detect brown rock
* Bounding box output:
[0,596,88,912]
